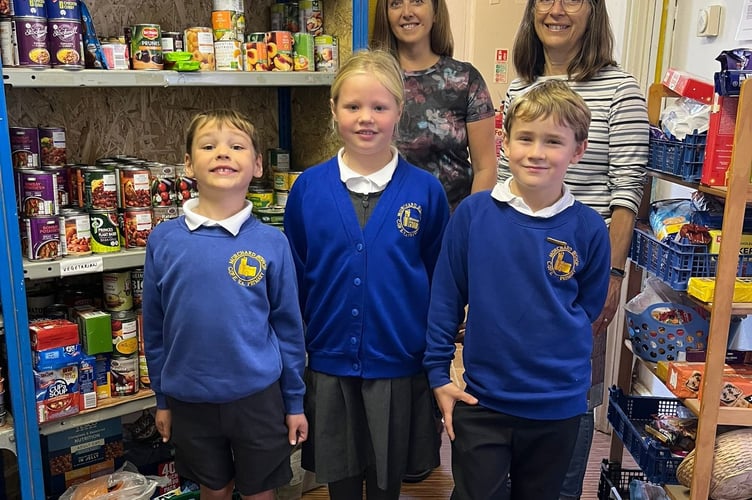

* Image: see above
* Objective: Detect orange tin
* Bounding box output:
[266,31,293,71]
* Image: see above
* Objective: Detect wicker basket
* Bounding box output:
[676,428,752,500]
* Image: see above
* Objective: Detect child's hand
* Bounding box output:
[286,413,308,446]
[155,408,172,443]
[433,383,478,441]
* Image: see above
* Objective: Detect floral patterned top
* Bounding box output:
[396,56,495,210]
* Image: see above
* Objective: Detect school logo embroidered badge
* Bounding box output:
[229,251,266,286]
[397,203,422,237]
[546,243,579,281]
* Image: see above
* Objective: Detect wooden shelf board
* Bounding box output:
[683,398,752,426]
[687,296,752,315]
[665,484,690,500]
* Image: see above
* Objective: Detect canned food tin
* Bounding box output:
[266,31,293,71]
[14,16,50,67]
[110,353,138,396]
[43,165,70,208]
[123,207,153,249]
[288,171,302,190]
[13,0,46,17]
[285,2,300,33]
[184,26,214,70]
[102,271,132,311]
[39,126,67,166]
[268,148,290,171]
[0,18,17,67]
[89,208,121,253]
[111,310,138,356]
[314,34,338,72]
[212,0,244,10]
[211,10,239,41]
[47,19,83,68]
[45,0,79,19]
[273,170,289,191]
[270,3,285,31]
[214,39,242,71]
[27,292,55,318]
[119,166,151,208]
[275,190,289,208]
[19,169,58,216]
[0,0,10,15]
[243,41,267,71]
[130,23,163,70]
[149,163,176,207]
[60,208,91,256]
[68,164,88,208]
[247,186,275,209]
[299,0,324,36]
[175,168,198,206]
[10,126,40,169]
[160,31,182,70]
[130,268,144,308]
[255,206,285,224]
[23,215,61,260]
[152,205,180,226]
[100,42,129,70]
[138,355,150,388]
[84,167,118,209]
[293,32,313,71]
[43,303,69,320]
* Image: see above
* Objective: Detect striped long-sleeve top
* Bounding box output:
[497,66,648,223]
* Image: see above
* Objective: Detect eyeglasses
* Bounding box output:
[535,0,587,14]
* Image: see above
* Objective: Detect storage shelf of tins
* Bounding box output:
[610,80,752,500]
[0,1,369,497]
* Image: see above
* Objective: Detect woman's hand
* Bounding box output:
[433,383,478,441]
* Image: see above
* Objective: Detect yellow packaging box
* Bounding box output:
[687,277,752,303]
[707,230,752,255]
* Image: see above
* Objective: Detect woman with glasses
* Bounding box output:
[371,0,497,212]
[497,1,648,498]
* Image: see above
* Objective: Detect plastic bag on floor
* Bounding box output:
[58,471,158,500]
[629,479,670,500]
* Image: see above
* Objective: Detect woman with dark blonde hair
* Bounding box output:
[497,1,648,498]
[371,0,496,211]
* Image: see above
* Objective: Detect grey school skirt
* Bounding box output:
[301,369,441,490]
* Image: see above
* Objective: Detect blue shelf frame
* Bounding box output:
[0,2,369,498]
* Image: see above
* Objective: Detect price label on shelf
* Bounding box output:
[59,256,104,277]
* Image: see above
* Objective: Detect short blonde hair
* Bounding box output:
[185,109,260,156]
[330,49,405,110]
[503,80,591,143]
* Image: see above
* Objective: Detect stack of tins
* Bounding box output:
[211,0,245,71]
[268,0,338,72]
[0,0,84,69]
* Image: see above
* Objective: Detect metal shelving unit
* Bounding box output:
[23,250,147,281]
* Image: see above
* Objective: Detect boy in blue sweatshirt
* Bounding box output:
[142,109,307,500]
[424,80,611,500]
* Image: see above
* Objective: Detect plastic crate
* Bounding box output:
[626,302,709,362]
[648,132,706,181]
[598,459,648,500]
[629,226,752,290]
[607,387,684,484]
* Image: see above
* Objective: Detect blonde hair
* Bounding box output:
[504,80,591,142]
[371,0,454,58]
[330,49,405,110]
[185,109,261,156]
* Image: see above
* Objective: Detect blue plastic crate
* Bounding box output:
[648,132,706,181]
[598,460,647,500]
[607,388,684,485]
[629,227,752,290]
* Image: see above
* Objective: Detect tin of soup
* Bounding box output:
[299,0,324,36]
[45,0,79,19]
[23,215,61,260]
[266,31,292,71]
[102,270,132,312]
[60,208,91,256]
[48,19,83,68]
[20,169,58,216]
[110,353,138,396]
[84,167,118,210]
[13,0,46,17]
[119,166,151,208]
[293,32,313,71]
[123,207,153,249]
[43,165,70,208]
[111,310,138,356]
[14,16,50,67]
[314,34,338,72]
[89,208,121,253]
[10,126,40,169]
[39,126,67,166]
[130,23,162,70]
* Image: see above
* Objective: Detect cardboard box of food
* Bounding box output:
[29,319,80,351]
[73,308,113,355]
[662,68,714,104]
[700,95,739,187]
[666,361,736,398]
[35,364,80,424]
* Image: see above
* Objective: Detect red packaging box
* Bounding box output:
[662,68,714,104]
[700,94,739,187]
[699,374,752,408]
[666,361,736,398]
[30,319,80,351]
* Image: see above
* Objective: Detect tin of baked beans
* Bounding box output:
[47,19,83,68]
[14,16,50,67]
[266,31,293,71]
[243,41,267,71]
[247,186,275,209]
[313,34,338,72]
[293,32,313,71]
[275,191,289,208]
[20,169,58,216]
[13,0,46,17]
[123,207,153,249]
[270,3,285,31]
[84,167,118,210]
[0,18,17,67]
[111,310,138,356]
[184,26,214,70]
[255,206,285,224]
[130,267,144,308]
[45,0,79,19]
[130,23,163,70]
[288,171,302,190]
[39,126,67,166]
[43,165,70,208]
[60,208,91,256]
[89,208,121,253]
[118,166,151,208]
[102,271,132,311]
[273,170,289,191]
[10,126,40,169]
[299,0,324,36]
[268,148,290,171]
[110,352,139,396]
[23,215,61,260]
[214,39,242,71]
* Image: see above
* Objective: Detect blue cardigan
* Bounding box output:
[284,156,450,378]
